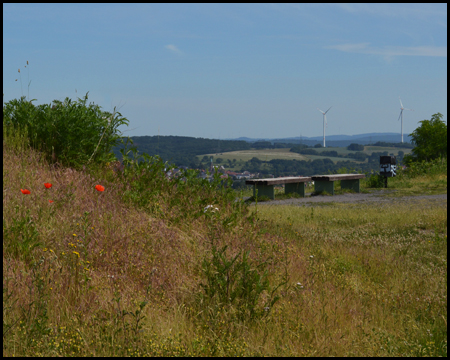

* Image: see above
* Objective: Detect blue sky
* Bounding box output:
[3,3,447,140]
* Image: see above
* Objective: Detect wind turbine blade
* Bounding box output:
[404,108,414,111]
[399,97,403,109]
[324,106,332,114]
[398,110,402,121]
[317,108,325,114]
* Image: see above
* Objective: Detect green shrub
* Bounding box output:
[3,93,129,169]
[114,137,241,224]
[401,158,447,178]
[366,173,385,188]
[198,245,282,323]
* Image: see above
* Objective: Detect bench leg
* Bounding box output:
[285,183,306,197]
[314,180,334,195]
[341,179,360,193]
[254,184,274,199]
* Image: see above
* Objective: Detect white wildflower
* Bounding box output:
[204,205,219,213]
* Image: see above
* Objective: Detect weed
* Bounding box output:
[3,208,41,263]
[198,245,283,324]
[366,174,385,188]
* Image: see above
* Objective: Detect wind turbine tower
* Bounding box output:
[317,106,332,147]
[398,97,413,143]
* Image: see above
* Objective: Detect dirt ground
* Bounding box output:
[253,190,448,207]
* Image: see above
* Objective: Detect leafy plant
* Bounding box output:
[366,173,385,188]
[199,245,282,323]
[3,209,41,263]
[401,157,447,178]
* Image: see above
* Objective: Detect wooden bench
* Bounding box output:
[245,177,312,199]
[311,174,365,195]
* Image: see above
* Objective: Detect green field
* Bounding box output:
[199,148,309,162]
[198,146,412,166]
[362,145,413,155]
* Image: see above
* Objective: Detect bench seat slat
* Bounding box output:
[246,176,312,186]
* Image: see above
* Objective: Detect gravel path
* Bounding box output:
[252,190,447,207]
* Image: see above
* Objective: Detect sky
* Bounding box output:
[3,3,447,140]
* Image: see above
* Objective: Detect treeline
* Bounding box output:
[112,136,302,168]
[111,135,409,176]
[112,135,252,168]
[251,141,298,149]
[290,144,406,163]
[240,158,381,177]
[372,141,414,149]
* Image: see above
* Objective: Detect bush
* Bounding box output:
[402,158,447,178]
[366,174,385,188]
[3,93,129,169]
[404,113,447,164]
[321,150,338,157]
[295,148,319,155]
[347,151,368,161]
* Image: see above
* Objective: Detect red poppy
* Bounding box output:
[95,185,105,192]
[49,200,54,203]
[44,183,52,189]
[21,189,31,194]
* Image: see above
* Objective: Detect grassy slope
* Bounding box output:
[3,134,447,356]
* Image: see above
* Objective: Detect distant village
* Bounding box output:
[166,163,266,182]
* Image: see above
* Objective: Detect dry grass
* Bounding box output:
[254,200,447,356]
[3,132,447,356]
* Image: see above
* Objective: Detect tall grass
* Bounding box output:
[3,96,447,356]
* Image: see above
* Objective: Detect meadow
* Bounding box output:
[316,145,412,156]
[2,99,447,356]
[199,145,412,167]
[198,148,308,165]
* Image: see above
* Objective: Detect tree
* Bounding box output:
[347,151,367,162]
[347,143,364,151]
[404,113,447,164]
[249,157,262,165]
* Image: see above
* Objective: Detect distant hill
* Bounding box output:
[112,132,413,168]
[232,133,412,148]
[112,135,252,167]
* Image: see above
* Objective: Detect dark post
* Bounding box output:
[380,156,397,188]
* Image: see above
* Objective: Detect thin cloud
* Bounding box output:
[326,43,447,58]
[165,44,183,55]
[335,3,447,21]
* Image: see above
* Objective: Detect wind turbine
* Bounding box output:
[317,106,332,147]
[398,97,413,143]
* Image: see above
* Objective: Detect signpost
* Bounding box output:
[380,156,397,188]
